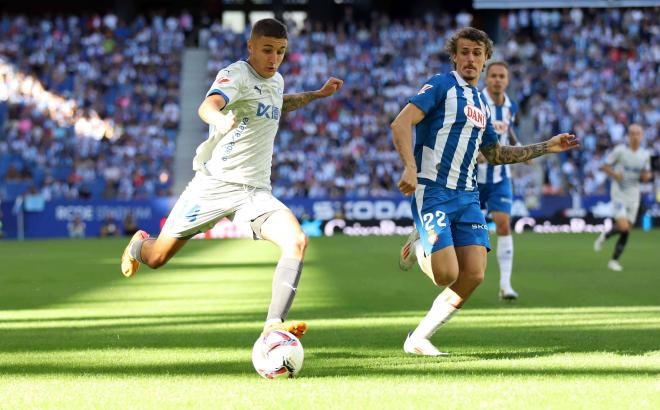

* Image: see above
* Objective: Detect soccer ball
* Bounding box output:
[252,330,304,379]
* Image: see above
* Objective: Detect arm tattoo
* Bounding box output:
[481,142,548,165]
[282,92,318,113]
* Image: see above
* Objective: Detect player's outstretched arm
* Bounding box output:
[282,77,343,113]
[481,133,579,165]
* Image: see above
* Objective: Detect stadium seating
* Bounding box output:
[0,9,657,201]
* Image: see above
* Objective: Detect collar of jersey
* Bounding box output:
[451,71,470,87]
[241,60,273,81]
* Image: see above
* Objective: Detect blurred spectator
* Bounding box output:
[67,215,86,238]
[99,215,120,237]
[123,212,138,236]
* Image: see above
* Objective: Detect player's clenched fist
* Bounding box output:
[398,165,417,196]
[213,110,237,136]
[316,77,344,98]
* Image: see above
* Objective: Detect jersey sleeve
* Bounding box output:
[643,151,652,171]
[408,75,447,115]
[480,117,499,148]
[606,145,622,165]
[206,65,244,105]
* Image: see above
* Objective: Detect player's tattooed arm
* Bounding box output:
[282,92,319,113]
[481,133,579,165]
[282,77,344,113]
[480,142,548,165]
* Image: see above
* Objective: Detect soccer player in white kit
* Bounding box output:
[593,124,652,271]
[120,18,343,339]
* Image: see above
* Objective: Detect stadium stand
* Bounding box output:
[0,8,657,202]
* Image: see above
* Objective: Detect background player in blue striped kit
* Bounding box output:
[476,61,524,301]
[392,27,579,356]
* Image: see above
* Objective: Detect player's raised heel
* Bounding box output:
[499,288,519,301]
[399,228,420,271]
[403,332,448,356]
[121,230,149,278]
[263,321,307,339]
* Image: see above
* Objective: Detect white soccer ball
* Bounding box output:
[252,330,304,379]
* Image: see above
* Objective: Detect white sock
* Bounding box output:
[264,318,282,330]
[410,295,458,340]
[415,240,433,277]
[497,235,513,290]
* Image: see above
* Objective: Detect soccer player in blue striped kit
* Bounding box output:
[477,61,524,301]
[392,27,579,356]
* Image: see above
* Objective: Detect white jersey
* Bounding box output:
[606,144,651,199]
[193,60,284,190]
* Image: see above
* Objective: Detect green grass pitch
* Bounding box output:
[1,231,659,409]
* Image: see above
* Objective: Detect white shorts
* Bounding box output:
[162,173,288,239]
[611,196,640,224]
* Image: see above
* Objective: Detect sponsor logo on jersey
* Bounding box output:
[471,223,488,230]
[254,85,262,94]
[256,102,280,120]
[464,105,487,129]
[417,84,433,95]
[214,76,231,86]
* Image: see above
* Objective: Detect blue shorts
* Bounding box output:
[411,185,491,255]
[478,180,513,215]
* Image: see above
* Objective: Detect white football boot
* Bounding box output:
[403,332,448,356]
[607,260,623,272]
[499,287,519,301]
[399,228,420,271]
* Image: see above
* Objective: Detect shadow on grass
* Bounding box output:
[0,351,657,378]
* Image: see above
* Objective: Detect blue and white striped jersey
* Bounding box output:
[477,89,519,185]
[409,71,499,191]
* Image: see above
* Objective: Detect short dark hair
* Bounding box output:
[445,27,493,67]
[486,60,509,74]
[251,18,288,40]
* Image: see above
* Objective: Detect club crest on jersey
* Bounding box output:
[418,84,433,94]
[214,76,231,86]
[464,105,487,129]
[427,228,438,245]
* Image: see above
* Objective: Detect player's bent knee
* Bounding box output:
[464,269,485,287]
[432,268,459,286]
[282,232,308,258]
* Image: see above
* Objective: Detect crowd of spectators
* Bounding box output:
[202,8,658,199]
[1,8,657,203]
[0,12,188,201]
[500,8,659,198]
